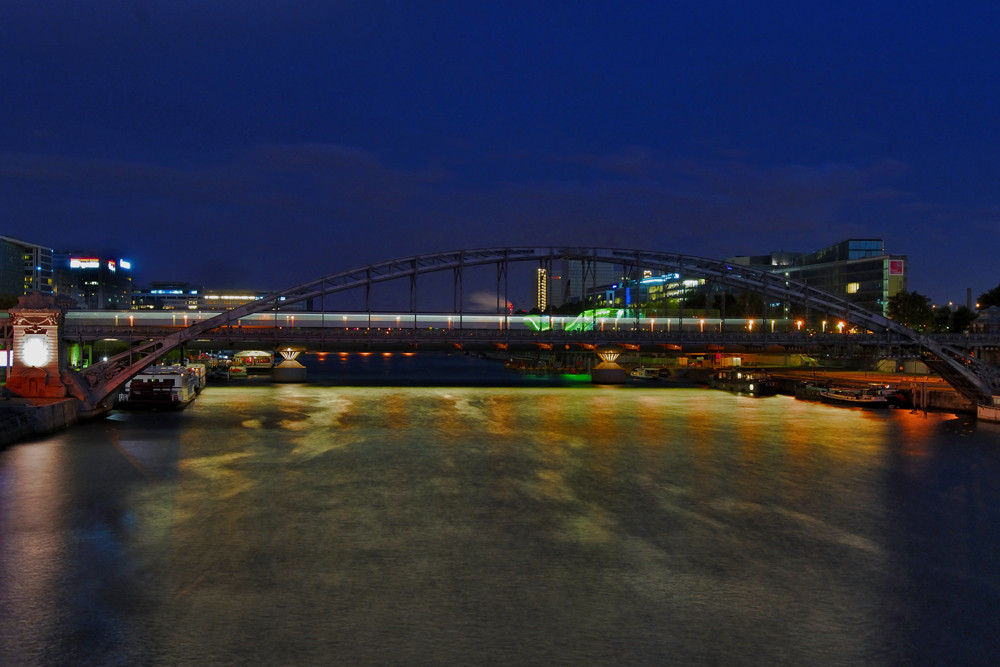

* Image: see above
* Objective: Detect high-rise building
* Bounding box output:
[536,268,548,311]
[57,253,134,309]
[0,235,54,298]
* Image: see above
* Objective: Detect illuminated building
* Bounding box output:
[132,282,202,310]
[132,284,274,310]
[536,268,548,311]
[198,289,270,310]
[581,239,905,320]
[57,253,134,309]
[0,235,54,298]
[728,239,906,317]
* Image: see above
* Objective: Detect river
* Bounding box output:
[2,354,999,665]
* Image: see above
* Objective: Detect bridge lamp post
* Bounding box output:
[650,318,655,332]
[599,318,605,332]
[796,320,803,331]
[837,321,845,334]
[771,319,775,333]
[822,320,827,333]
[700,318,705,333]
[747,319,754,332]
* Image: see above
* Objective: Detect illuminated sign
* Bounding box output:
[70,258,100,269]
[108,260,116,272]
[119,260,131,270]
[889,260,904,275]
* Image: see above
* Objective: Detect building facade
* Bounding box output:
[578,239,905,321]
[728,239,906,317]
[57,254,134,309]
[0,235,55,299]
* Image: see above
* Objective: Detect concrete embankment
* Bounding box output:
[1,398,79,447]
[681,366,975,414]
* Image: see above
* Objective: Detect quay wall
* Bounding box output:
[0,398,79,447]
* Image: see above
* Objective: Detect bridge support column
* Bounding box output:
[273,347,307,383]
[4,293,77,399]
[592,346,627,384]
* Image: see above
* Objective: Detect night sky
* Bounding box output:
[2,2,998,306]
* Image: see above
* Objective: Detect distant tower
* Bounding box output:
[537,268,548,312]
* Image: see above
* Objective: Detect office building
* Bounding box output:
[58,253,134,309]
[728,239,906,317]
[0,235,54,298]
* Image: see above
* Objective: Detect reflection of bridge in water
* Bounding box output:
[7,247,1000,413]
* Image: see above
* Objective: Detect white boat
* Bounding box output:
[820,386,889,409]
[978,395,1000,422]
[629,366,663,381]
[123,364,200,409]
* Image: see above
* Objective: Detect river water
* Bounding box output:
[2,354,999,665]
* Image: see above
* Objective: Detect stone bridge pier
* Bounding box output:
[4,293,79,399]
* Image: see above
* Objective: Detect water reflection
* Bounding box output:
[1,383,999,664]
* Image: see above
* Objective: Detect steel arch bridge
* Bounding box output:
[69,247,1000,411]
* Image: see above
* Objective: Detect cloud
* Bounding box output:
[0,144,965,298]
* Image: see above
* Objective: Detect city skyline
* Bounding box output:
[3,2,999,304]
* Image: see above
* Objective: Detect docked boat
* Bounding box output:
[819,386,889,409]
[629,366,664,381]
[231,350,274,374]
[794,382,828,402]
[186,363,207,392]
[978,395,1000,422]
[708,368,777,396]
[866,382,909,408]
[122,364,200,410]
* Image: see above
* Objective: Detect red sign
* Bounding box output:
[889,260,904,275]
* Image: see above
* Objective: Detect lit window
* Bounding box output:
[847,283,860,294]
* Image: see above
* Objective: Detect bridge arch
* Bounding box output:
[74,247,1000,410]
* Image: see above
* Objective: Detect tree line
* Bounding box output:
[887,283,1000,333]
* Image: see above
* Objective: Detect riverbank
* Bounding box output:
[0,397,78,448]
[677,366,972,413]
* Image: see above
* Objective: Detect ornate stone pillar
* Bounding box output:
[5,293,75,399]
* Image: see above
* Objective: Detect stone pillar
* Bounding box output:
[5,293,76,399]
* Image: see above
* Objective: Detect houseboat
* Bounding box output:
[231,350,274,375]
[819,386,889,409]
[122,365,200,409]
[978,395,1000,422]
[629,366,664,381]
[708,368,777,396]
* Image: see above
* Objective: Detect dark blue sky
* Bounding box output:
[2,1,998,305]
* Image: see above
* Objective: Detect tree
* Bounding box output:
[950,306,978,333]
[0,293,18,310]
[978,283,1000,309]
[887,291,934,331]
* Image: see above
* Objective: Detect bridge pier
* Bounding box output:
[592,346,627,384]
[4,293,76,399]
[273,347,307,383]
